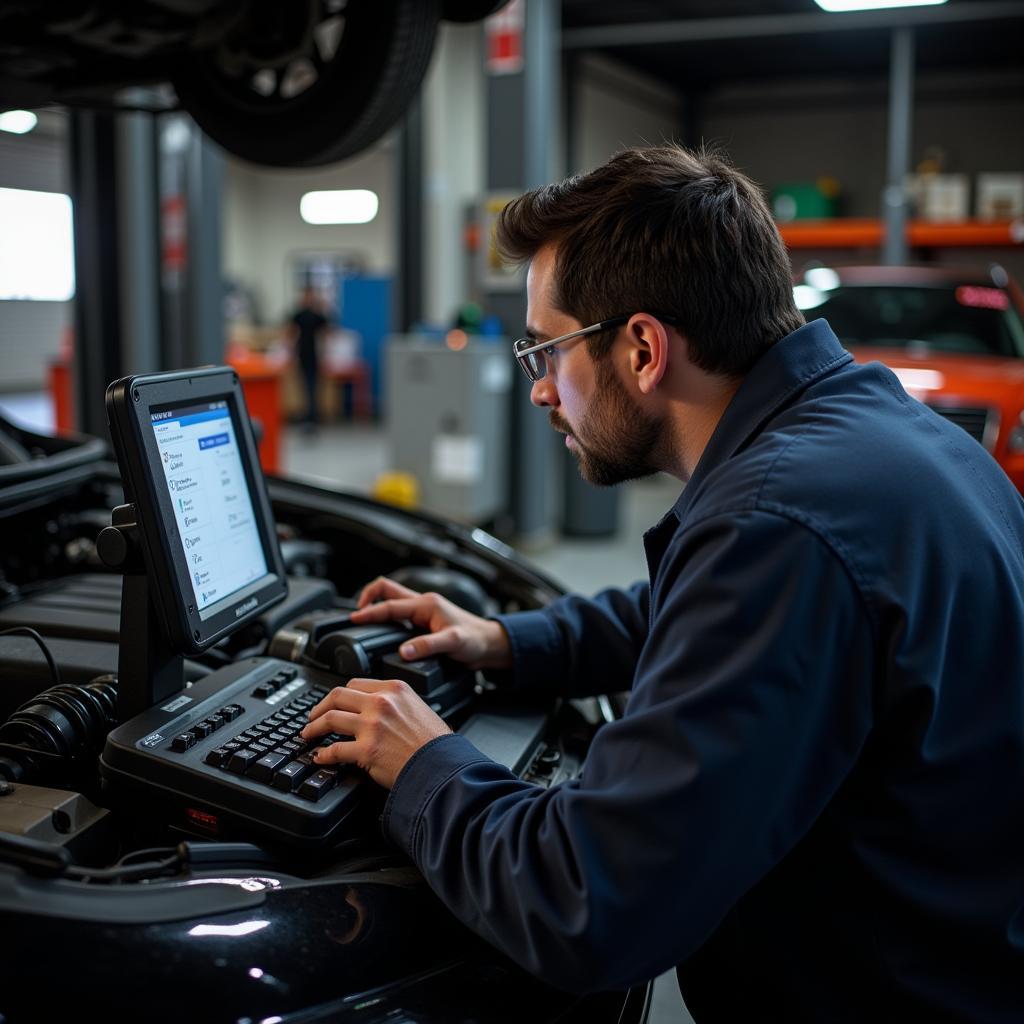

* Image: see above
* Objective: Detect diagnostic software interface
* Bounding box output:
[151,400,269,618]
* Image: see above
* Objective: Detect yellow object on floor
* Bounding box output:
[373,471,420,509]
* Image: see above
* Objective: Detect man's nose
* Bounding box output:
[530,375,557,408]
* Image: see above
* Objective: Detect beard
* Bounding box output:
[550,358,667,487]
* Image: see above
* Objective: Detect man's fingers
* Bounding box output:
[350,597,428,627]
[313,737,363,767]
[356,576,419,609]
[398,626,462,661]
[307,684,366,723]
[302,706,360,740]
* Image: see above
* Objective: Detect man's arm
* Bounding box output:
[372,511,874,992]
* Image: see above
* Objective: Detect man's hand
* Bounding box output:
[350,576,512,671]
[301,679,451,790]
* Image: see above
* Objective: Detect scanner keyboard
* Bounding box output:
[100,658,371,847]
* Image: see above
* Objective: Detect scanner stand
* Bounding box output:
[98,503,185,721]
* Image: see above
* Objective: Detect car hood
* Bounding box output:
[847,346,1024,404]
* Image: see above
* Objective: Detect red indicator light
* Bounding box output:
[185,807,219,833]
[955,286,1009,310]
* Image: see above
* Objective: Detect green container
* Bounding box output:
[771,181,838,221]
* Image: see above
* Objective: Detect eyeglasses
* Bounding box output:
[512,314,680,382]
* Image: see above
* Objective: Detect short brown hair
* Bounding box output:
[496,145,803,377]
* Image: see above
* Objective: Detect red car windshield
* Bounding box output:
[797,285,1024,359]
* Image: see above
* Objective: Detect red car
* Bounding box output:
[793,263,1024,493]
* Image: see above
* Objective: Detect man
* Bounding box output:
[289,284,328,432]
[300,146,1024,1020]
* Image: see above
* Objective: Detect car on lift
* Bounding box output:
[0,408,649,1023]
[0,0,509,167]
[793,262,1024,493]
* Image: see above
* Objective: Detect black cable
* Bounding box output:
[0,626,61,688]
[63,852,183,883]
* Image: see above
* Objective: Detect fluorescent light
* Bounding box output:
[814,0,947,11]
[300,189,379,225]
[0,110,38,134]
[0,188,75,301]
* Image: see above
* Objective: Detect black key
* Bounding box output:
[207,713,225,730]
[253,740,275,754]
[266,731,287,744]
[298,769,337,801]
[271,760,312,792]
[282,740,305,754]
[222,740,243,753]
[190,721,214,739]
[278,666,298,681]
[170,733,195,752]
[252,724,273,736]
[252,683,274,699]
[265,714,286,726]
[204,746,231,768]
[271,672,291,686]
[249,751,289,783]
[226,749,259,774]
[221,705,243,721]
[238,729,259,741]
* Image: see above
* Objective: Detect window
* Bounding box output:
[0,187,75,301]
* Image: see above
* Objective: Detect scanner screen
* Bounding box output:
[151,399,270,618]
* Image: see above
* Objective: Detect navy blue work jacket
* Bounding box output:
[383,319,1024,1022]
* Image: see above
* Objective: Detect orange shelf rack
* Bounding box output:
[778,219,1024,249]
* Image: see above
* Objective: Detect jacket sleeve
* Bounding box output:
[383,510,876,993]
[492,581,650,698]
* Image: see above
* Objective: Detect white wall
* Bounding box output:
[222,142,396,327]
[422,22,485,328]
[572,53,684,173]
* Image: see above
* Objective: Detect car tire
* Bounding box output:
[442,1,511,21]
[170,0,440,168]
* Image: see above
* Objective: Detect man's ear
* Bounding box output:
[626,313,672,395]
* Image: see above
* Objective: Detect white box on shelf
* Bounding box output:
[976,173,1024,221]
[905,173,969,222]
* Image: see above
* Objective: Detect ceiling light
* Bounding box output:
[0,110,38,134]
[300,190,379,225]
[814,0,947,10]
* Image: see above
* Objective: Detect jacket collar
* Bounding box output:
[670,318,852,522]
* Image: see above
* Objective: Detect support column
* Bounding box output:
[395,95,425,333]
[158,113,224,370]
[117,108,162,376]
[483,0,561,544]
[68,112,123,440]
[883,27,914,266]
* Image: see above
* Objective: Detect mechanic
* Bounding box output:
[300,145,1024,1021]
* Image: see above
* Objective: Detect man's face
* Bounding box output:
[525,245,666,487]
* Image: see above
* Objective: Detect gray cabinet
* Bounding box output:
[386,336,511,524]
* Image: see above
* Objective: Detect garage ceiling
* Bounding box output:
[560,0,1024,90]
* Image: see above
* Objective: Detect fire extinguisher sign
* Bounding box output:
[486,0,525,76]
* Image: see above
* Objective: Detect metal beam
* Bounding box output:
[883,27,914,266]
[562,2,1024,49]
